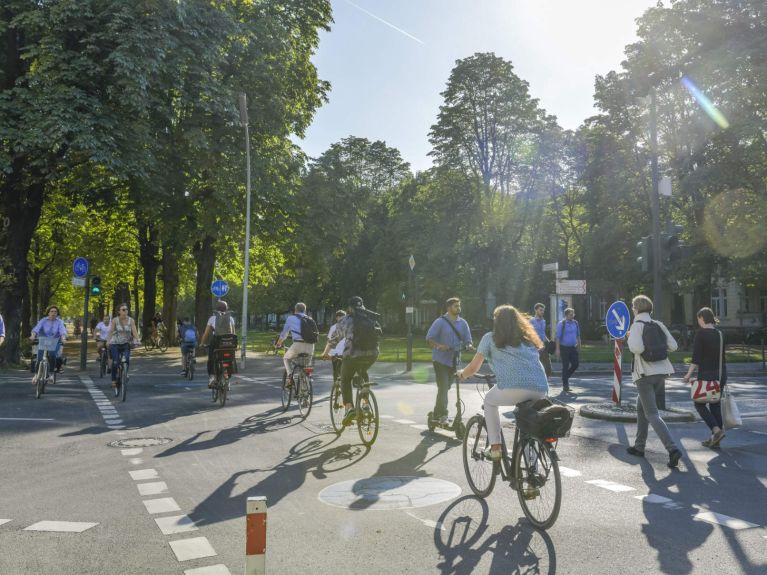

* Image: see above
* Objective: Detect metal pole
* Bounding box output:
[649,88,662,318]
[406,264,413,372]
[80,276,90,371]
[240,93,252,367]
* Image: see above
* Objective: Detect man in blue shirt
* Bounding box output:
[276,302,316,380]
[555,307,581,392]
[0,312,5,348]
[529,303,552,377]
[426,298,473,424]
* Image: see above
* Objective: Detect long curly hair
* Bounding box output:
[492,305,542,349]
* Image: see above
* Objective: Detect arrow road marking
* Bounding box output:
[612,309,626,332]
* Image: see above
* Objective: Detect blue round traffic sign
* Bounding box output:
[211,279,230,298]
[73,257,89,278]
[606,301,631,339]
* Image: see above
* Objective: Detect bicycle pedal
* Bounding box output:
[522,488,540,500]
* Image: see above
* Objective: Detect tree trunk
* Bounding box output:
[133,269,141,324]
[193,235,216,335]
[138,222,160,334]
[161,246,180,337]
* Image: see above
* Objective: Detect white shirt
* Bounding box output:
[95,321,110,341]
[328,324,346,357]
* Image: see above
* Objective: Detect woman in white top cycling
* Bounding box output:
[458,305,549,461]
[106,303,139,387]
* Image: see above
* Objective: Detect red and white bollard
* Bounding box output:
[612,339,623,405]
[246,496,267,575]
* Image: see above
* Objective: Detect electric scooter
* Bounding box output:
[427,347,470,440]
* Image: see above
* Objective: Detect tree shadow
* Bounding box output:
[188,432,370,527]
[434,496,557,574]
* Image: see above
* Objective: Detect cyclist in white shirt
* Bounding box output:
[200,301,236,388]
[327,310,346,382]
[94,314,111,367]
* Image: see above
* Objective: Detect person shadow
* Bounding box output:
[434,496,557,574]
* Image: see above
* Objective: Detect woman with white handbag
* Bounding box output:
[682,308,726,448]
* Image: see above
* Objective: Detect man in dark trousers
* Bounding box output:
[426,297,473,424]
[555,307,581,393]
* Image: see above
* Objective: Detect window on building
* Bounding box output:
[599,298,608,320]
[712,288,728,318]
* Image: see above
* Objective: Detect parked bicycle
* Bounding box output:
[32,336,59,399]
[329,367,379,447]
[462,373,573,530]
[281,353,314,419]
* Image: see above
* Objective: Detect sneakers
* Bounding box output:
[626,446,645,457]
[711,429,725,447]
[482,446,502,462]
[667,449,682,468]
[342,407,357,426]
[208,376,216,389]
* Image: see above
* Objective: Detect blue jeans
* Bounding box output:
[110,344,131,381]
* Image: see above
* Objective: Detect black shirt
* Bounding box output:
[691,328,726,382]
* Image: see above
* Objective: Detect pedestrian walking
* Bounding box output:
[625,295,683,468]
[0,312,5,348]
[682,307,727,449]
[555,308,580,392]
[529,303,552,377]
[426,297,473,424]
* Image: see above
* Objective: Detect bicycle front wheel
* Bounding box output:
[329,380,344,434]
[120,364,128,402]
[218,377,228,406]
[356,387,379,446]
[144,338,153,352]
[514,436,561,530]
[297,373,313,419]
[35,360,47,399]
[99,351,107,378]
[281,371,292,412]
[158,337,168,353]
[462,415,497,498]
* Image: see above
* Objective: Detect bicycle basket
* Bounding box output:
[37,336,59,352]
[515,397,575,440]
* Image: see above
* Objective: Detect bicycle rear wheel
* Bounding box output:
[513,436,561,530]
[218,377,228,406]
[99,350,107,378]
[356,387,379,446]
[187,353,195,380]
[120,363,128,402]
[297,373,313,419]
[144,339,154,352]
[281,370,292,412]
[329,379,344,434]
[158,337,168,353]
[462,415,497,498]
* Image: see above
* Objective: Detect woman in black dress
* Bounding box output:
[682,307,726,448]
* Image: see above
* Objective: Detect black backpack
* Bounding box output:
[352,308,381,352]
[637,320,668,362]
[295,314,319,344]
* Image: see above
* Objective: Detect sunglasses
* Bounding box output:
[119,308,128,312]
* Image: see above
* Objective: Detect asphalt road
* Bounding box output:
[1,349,766,575]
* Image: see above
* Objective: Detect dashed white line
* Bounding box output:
[129,458,143,465]
[692,510,759,530]
[751,430,767,436]
[169,536,217,561]
[138,482,169,496]
[143,498,182,515]
[0,417,56,422]
[129,469,159,481]
[121,448,143,456]
[635,494,673,504]
[394,419,416,425]
[184,565,232,575]
[410,424,429,431]
[155,515,198,535]
[24,521,98,533]
[559,466,582,477]
[585,479,636,493]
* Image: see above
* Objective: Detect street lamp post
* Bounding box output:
[239,93,252,367]
[406,255,415,372]
[649,87,663,320]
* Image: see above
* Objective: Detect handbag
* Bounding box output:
[690,330,722,404]
[544,340,557,355]
[722,386,742,428]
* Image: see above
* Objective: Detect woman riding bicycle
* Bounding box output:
[106,303,139,388]
[30,305,68,383]
[458,304,549,461]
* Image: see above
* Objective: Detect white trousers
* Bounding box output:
[283,341,315,375]
[484,386,545,445]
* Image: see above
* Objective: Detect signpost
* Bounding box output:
[605,301,631,405]
[72,258,91,371]
[211,280,230,298]
[73,257,89,278]
[556,280,587,295]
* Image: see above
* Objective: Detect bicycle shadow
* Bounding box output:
[188,432,370,527]
[347,433,459,511]
[434,496,557,574]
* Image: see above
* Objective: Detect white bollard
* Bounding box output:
[245,496,267,575]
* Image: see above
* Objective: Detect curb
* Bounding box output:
[579,402,697,423]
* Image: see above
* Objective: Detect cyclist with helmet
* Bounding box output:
[200,301,236,388]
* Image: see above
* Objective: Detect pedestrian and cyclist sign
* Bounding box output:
[211,279,230,298]
[73,257,89,278]
[605,301,631,339]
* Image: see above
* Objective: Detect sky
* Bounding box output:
[297,0,659,172]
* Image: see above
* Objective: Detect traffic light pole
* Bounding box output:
[80,275,91,371]
[649,88,663,319]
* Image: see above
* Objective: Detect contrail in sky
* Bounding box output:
[343,0,426,45]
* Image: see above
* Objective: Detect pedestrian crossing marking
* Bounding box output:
[169,536,217,561]
[121,448,143,456]
[155,514,198,535]
[24,521,98,533]
[138,481,169,496]
[130,469,159,481]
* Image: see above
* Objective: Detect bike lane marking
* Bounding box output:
[24,521,98,533]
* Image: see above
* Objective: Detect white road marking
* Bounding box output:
[394,419,416,424]
[0,417,56,422]
[143,497,182,514]
[129,458,143,465]
[585,479,636,493]
[559,466,582,477]
[24,521,98,533]
[379,415,394,419]
[406,511,445,530]
[105,420,124,425]
[121,448,143,456]
[138,482,169,496]
[169,536,217,561]
[751,431,767,436]
[635,494,673,504]
[411,424,429,430]
[184,565,232,575]
[155,515,198,535]
[0,519,11,526]
[130,469,159,481]
[108,425,126,430]
[692,510,759,530]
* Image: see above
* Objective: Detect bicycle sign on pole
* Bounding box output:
[211,280,230,298]
[605,301,630,405]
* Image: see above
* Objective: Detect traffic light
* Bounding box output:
[661,224,684,267]
[90,276,102,296]
[636,236,652,273]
